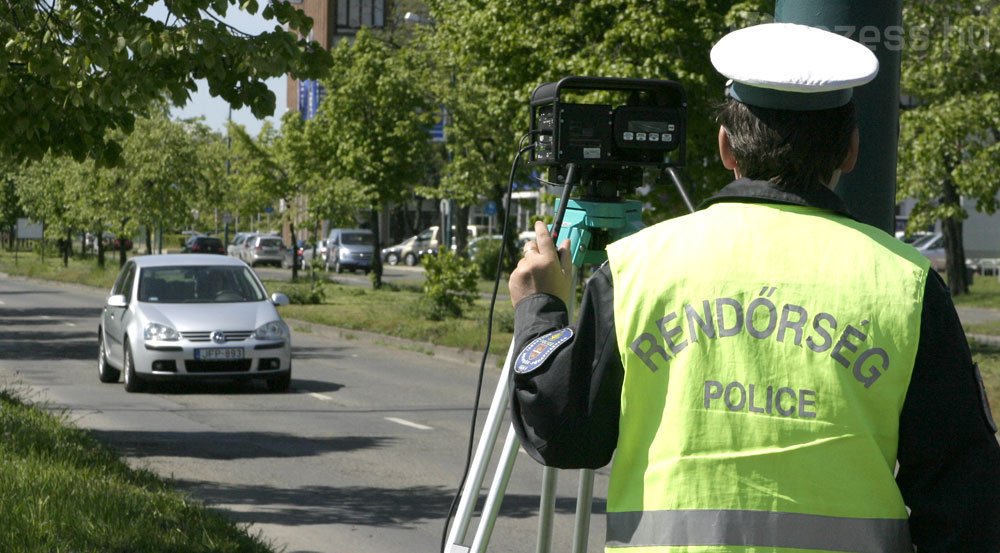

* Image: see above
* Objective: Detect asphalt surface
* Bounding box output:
[0,273,608,553]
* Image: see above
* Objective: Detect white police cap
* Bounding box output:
[711,23,879,111]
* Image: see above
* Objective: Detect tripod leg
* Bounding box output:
[535,466,558,553]
[469,425,521,553]
[571,469,595,553]
[444,342,518,552]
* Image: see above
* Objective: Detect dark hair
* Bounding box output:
[715,98,857,189]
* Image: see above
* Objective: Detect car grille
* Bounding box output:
[185,360,252,373]
[182,331,253,342]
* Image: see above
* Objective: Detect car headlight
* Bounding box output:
[144,322,179,341]
[254,320,288,340]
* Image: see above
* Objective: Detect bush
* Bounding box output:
[275,277,326,305]
[422,250,478,319]
[471,238,515,280]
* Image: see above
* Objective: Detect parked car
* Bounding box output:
[97,254,292,392]
[914,231,979,276]
[182,235,225,255]
[384,225,485,266]
[244,235,285,267]
[325,228,375,274]
[227,232,253,257]
[282,240,314,270]
[382,235,420,266]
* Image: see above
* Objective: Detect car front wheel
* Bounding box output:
[386,252,399,265]
[97,331,121,383]
[123,342,145,393]
[404,252,418,266]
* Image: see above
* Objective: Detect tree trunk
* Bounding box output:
[454,203,470,255]
[118,225,128,268]
[145,227,152,256]
[943,216,970,295]
[96,227,105,269]
[941,176,971,296]
[370,207,383,290]
[62,228,71,268]
[290,221,299,282]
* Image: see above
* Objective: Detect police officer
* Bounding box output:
[508,23,1000,552]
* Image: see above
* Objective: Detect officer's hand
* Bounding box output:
[509,220,572,307]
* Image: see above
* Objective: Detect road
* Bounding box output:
[0,275,608,553]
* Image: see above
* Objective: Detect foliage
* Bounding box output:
[420,0,750,225]
[274,276,326,305]
[420,250,479,319]
[304,27,437,287]
[471,237,514,281]
[10,112,224,265]
[0,0,329,165]
[0,389,275,552]
[897,1,1000,295]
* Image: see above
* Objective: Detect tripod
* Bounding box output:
[443,166,694,553]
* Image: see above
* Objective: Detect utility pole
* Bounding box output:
[775,0,904,234]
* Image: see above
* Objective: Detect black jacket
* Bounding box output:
[510,179,1000,552]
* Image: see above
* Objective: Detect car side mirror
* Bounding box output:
[271,292,290,306]
[106,294,128,308]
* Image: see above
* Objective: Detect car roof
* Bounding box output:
[130,254,249,268]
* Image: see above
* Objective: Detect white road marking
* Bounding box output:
[65,322,76,327]
[385,417,433,431]
[40,315,52,319]
[0,300,5,305]
[308,392,334,401]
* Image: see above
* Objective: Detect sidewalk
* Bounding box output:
[957,306,1000,346]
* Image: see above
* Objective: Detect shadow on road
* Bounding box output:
[0,329,94,361]
[169,480,607,528]
[89,429,393,460]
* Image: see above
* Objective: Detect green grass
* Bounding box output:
[269,280,515,359]
[0,389,274,553]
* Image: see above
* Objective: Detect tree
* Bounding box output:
[229,115,313,280]
[0,0,329,164]
[419,0,760,261]
[897,1,1000,295]
[306,28,435,289]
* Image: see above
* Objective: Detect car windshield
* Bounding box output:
[342,232,373,245]
[138,266,267,303]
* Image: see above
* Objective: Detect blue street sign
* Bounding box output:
[299,80,327,121]
[484,200,497,216]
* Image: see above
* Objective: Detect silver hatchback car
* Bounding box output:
[97,254,293,392]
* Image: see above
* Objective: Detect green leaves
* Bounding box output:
[0,0,331,164]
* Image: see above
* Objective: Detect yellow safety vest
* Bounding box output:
[604,201,929,553]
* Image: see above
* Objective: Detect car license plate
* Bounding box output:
[195,348,244,361]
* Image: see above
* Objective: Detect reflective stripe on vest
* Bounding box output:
[607,509,912,553]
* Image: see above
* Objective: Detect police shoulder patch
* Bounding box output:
[515,328,574,375]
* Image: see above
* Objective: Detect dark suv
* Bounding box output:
[182,236,225,255]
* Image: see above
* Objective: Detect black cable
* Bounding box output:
[441,135,535,553]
